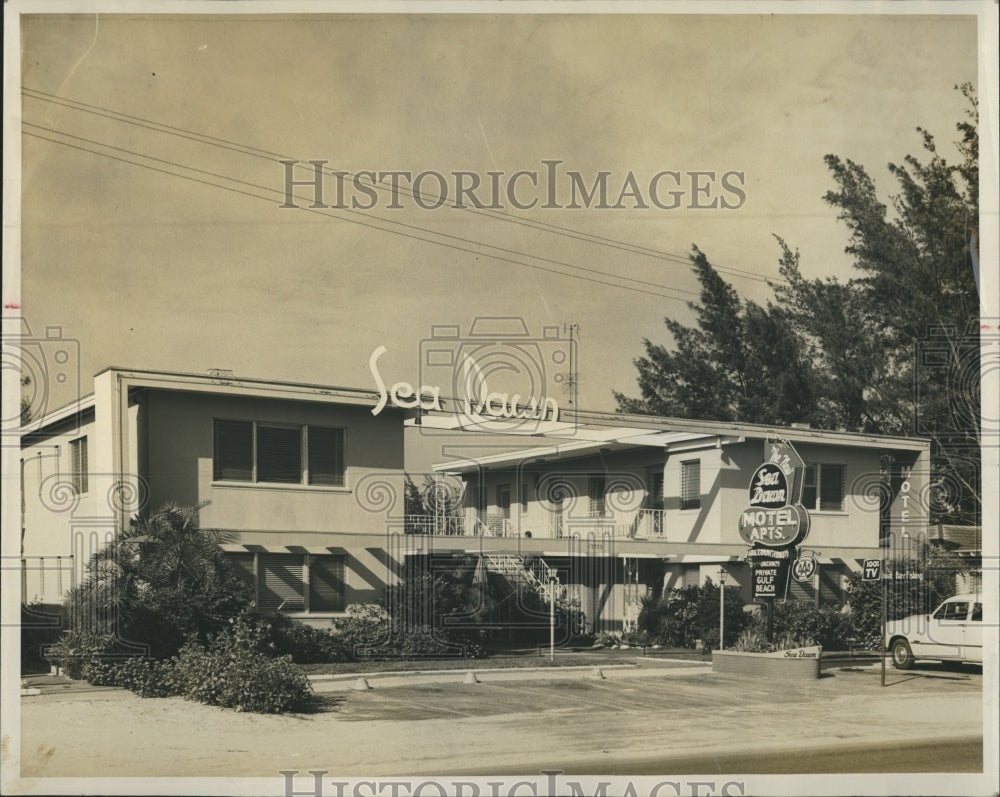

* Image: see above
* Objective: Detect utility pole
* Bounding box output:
[563,322,578,408]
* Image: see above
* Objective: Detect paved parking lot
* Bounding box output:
[16,659,984,778]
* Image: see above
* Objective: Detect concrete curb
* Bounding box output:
[307,662,646,682]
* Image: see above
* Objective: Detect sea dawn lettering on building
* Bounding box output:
[368,345,560,422]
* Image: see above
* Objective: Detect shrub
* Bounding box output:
[749,601,853,650]
[172,634,311,713]
[45,631,113,679]
[638,580,747,649]
[64,503,254,660]
[68,615,314,714]
[731,629,815,653]
[334,604,395,657]
[268,614,351,663]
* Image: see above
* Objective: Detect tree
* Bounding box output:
[66,502,252,659]
[775,83,980,524]
[617,85,980,525]
[614,246,819,426]
[21,376,33,426]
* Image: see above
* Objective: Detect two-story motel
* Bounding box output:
[19,366,931,633]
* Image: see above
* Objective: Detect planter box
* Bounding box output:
[712,646,821,680]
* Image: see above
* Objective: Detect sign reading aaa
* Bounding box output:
[792,554,817,582]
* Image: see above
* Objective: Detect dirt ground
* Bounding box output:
[12,661,985,780]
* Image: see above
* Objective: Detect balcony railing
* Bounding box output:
[402,508,668,540]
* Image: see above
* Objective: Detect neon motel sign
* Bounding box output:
[368,345,560,422]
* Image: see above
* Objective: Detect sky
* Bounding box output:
[10,8,989,439]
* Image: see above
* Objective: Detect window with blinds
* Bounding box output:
[680,460,700,510]
[802,464,845,512]
[213,420,346,486]
[69,436,88,495]
[308,426,345,486]
[258,554,305,614]
[310,556,346,612]
[257,425,302,483]
[225,553,346,614]
[214,420,253,481]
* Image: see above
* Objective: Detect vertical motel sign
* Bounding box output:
[739,439,811,619]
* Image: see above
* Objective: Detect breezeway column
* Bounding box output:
[92,370,143,536]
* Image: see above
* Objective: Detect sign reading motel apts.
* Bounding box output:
[737,440,811,550]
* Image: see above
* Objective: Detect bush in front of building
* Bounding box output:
[638,579,748,649]
[65,614,314,713]
[63,503,255,660]
[267,614,352,663]
[746,601,853,650]
[331,602,485,659]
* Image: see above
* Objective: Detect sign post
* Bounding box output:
[862,558,885,685]
[861,554,886,686]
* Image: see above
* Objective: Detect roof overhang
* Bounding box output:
[433,430,739,473]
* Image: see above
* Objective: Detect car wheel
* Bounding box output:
[891,638,914,670]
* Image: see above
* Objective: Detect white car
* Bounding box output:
[885,594,983,669]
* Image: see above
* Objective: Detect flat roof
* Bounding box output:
[25,366,931,459]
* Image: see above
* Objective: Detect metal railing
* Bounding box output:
[400,508,669,539]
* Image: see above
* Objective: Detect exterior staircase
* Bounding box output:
[483,554,562,598]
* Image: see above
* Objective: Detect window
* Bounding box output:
[588,476,606,517]
[971,603,982,622]
[69,437,88,495]
[257,425,302,483]
[230,553,346,614]
[496,484,511,519]
[802,464,845,511]
[213,420,345,486]
[933,601,970,621]
[309,556,346,612]
[680,460,700,510]
[308,426,345,486]
[645,467,664,510]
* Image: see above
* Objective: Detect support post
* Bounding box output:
[548,573,557,662]
[880,553,887,687]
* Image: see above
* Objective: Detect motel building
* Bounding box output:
[19,366,930,636]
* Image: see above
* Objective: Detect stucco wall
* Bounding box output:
[142,390,405,537]
[20,408,103,603]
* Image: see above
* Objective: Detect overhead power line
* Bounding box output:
[22,87,788,289]
[24,124,697,302]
